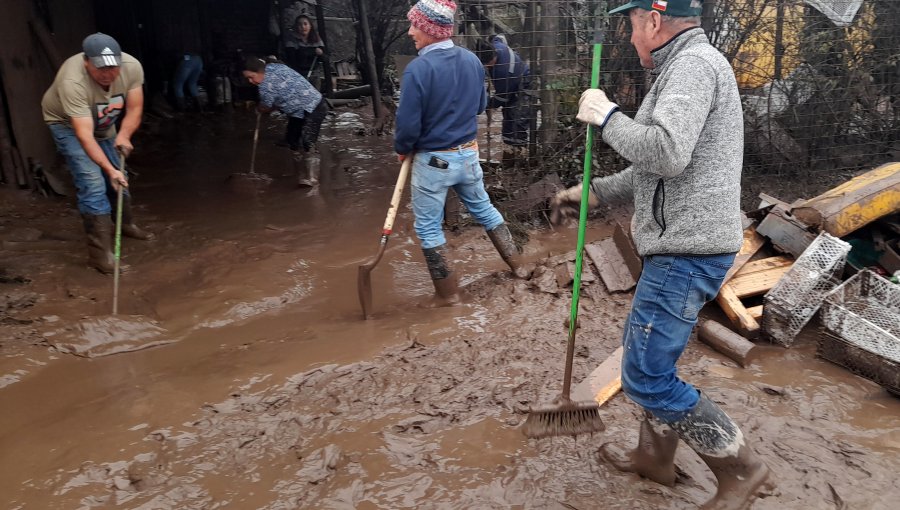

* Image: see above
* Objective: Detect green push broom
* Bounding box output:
[522,21,607,439]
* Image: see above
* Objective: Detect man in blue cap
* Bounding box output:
[550,1,769,508]
[42,33,152,274]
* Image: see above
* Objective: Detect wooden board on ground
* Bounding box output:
[716,255,793,338]
[584,225,642,293]
[572,346,623,405]
[723,227,766,283]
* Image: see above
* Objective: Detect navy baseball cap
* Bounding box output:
[609,0,702,16]
[83,33,122,68]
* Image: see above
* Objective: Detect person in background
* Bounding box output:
[289,15,325,79]
[172,52,204,112]
[242,56,328,186]
[474,35,531,148]
[550,1,770,508]
[395,0,530,308]
[41,33,153,274]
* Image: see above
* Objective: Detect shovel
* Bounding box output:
[521,22,607,440]
[227,111,272,186]
[113,150,127,315]
[357,156,413,319]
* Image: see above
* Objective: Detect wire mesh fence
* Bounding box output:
[366,0,899,221]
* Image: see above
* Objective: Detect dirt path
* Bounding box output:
[1,109,899,509]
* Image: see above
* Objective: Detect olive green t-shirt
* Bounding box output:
[41,52,144,140]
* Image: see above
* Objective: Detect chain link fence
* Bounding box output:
[372,0,898,220]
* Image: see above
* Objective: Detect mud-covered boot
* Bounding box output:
[297,151,320,187]
[420,244,461,308]
[669,395,770,510]
[598,412,679,486]
[487,223,531,279]
[117,194,155,240]
[83,214,116,274]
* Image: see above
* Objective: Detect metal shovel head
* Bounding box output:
[521,398,605,439]
[357,240,387,320]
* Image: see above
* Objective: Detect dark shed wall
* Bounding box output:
[0,0,95,176]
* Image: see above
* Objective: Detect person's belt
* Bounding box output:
[435,139,477,152]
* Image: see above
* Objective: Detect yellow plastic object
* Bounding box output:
[790,162,900,237]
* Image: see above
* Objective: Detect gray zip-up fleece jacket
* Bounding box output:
[591,28,744,257]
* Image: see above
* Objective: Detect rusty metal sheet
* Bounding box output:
[757,205,818,258]
[584,224,642,293]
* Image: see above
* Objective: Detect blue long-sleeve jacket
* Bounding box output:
[394,42,487,154]
[488,39,529,109]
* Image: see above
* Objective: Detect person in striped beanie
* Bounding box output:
[406,0,456,39]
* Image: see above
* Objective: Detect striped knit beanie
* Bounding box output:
[407,0,456,39]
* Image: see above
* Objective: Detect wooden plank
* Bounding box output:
[715,284,761,338]
[723,227,766,284]
[748,305,764,320]
[571,346,623,406]
[729,262,792,299]
[734,255,793,276]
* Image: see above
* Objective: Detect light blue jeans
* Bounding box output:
[620,252,736,424]
[410,148,504,249]
[172,54,203,99]
[48,123,127,215]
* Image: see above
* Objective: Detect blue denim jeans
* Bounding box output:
[172,54,203,99]
[620,252,736,424]
[48,123,126,215]
[410,148,504,249]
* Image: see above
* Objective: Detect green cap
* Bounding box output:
[609,0,702,17]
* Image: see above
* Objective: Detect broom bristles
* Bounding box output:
[521,401,605,439]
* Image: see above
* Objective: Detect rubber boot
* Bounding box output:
[174,96,187,112]
[420,244,461,308]
[669,395,770,510]
[83,214,116,274]
[487,223,531,279]
[598,412,679,486]
[116,194,155,240]
[297,151,319,187]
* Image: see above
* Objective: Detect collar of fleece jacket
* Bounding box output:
[650,26,705,75]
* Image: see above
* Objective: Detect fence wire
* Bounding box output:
[374,0,898,220]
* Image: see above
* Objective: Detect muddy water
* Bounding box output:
[2,109,899,509]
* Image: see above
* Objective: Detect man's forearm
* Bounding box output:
[76,133,118,174]
[117,107,143,140]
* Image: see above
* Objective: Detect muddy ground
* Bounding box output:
[1,107,898,509]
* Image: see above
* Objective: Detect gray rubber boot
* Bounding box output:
[486,223,531,279]
[420,244,460,308]
[117,195,154,240]
[669,395,770,510]
[82,214,116,274]
[297,151,320,187]
[598,412,679,486]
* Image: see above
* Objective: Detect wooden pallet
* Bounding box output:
[716,227,793,338]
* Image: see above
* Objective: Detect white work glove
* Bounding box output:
[549,183,600,226]
[576,89,620,128]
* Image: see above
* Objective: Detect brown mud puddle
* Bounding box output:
[1,109,899,509]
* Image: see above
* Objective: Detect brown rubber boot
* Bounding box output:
[83,214,116,274]
[486,223,532,279]
[419,244,461,308]
[117,194,155,240]
[598,412,679,486]
[669,395,770,510]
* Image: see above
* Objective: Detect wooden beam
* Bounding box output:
[571,346,623,406]
[715,284,761,338]
[723,227,766,284]
[728,257,792,298]
[748,305,764,320]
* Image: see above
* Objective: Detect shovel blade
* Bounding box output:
[357,263,374,320]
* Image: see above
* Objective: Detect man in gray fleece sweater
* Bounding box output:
[551,1,769,508]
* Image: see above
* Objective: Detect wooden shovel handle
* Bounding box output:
[382,156,412,235]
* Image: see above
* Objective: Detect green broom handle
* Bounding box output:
[563,30,604,398]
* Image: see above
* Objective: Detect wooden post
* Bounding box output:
[524,1,537,157]
[314,0,334,96]
[355,0,383,121]
[697,320,758,368]
[774,0,786,80]
[539,1,559,149]
[0,72,19,187]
